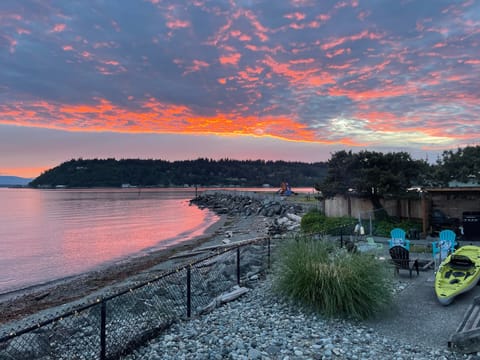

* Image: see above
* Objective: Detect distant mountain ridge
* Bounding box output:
[0,176,32,186]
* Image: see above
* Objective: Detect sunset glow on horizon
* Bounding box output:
[1,0,479,178]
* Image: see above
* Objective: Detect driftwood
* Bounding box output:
[34,292,50,301]
[168,236,268,260]
[449,296,480,353]
[168,249,210,259]
[199,286,249,315]
[196,237,267,252]
[217,286,249,303]
[420,259,434,271]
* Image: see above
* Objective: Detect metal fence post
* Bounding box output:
[236,247,241,285]
[100,301,106,360]
[340,227,344,248]
[267,237,271,269]
[187,265,191,318]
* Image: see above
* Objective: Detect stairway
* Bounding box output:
[449,296,480,353]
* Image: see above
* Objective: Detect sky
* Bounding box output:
[1,0,479,178]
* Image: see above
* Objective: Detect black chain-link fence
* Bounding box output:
[0,237,271,360]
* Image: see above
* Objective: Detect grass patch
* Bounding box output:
[273,235,393,320]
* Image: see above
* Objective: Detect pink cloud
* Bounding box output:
[321,30,383,51]
[463,59,480,64]
[166,20,191,29]
[219,53,242,66]
[284,12,306,21]
[243,10,269,42]
[16,27,31,35]
[51,24,66,33]
[183,59,210,75]
[326,48,351,58]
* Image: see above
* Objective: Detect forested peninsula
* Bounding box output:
[29,158,328,188]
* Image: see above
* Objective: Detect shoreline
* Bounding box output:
[0,213,240,325]
[0,211,225,299]
[0,191,301,327]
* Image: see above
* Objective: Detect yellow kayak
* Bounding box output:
[435,245,480,306]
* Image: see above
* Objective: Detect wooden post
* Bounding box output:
[347,195,352,217]
[236,247,241,286]
[421,191,430,237]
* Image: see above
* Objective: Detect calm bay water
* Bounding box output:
[0,188,219,294]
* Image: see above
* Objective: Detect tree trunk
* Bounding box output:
[370,195,389,220]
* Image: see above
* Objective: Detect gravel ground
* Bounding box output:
[366,270,480,351]
[122,274,480,360]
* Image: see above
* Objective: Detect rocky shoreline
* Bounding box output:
[190,191,308,235]
[0,191,312,359]
[0,191,307,326]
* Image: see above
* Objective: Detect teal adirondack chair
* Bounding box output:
[432,229,457,269]
[389,228,410,251]
[367,236,383,249]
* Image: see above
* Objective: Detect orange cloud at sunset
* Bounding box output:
[219,52,241,66]
[263,56,335,86]
[0,98,319,143]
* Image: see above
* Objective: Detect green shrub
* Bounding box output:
[373,218,422,237]
[301,209,356,235]
[300,210,422,238]
[300,210,326,233]
[273,235,393,320]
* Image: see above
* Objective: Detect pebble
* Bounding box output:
[121,278,478,360]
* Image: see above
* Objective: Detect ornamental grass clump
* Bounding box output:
[273,235,393,320]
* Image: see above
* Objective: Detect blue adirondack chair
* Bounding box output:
[432,229,457,268]
[389,228,410,251]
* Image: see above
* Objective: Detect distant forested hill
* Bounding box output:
[0,176,32,186]
[29,158,328,188]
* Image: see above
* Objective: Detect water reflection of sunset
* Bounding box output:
[58,197,216,267]
[0,188,218,293]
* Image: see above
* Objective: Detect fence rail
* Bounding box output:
[0,237,271,360]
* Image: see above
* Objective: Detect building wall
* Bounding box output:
[430,190,480,219]
[322,189,480,229]
[323,196,423,221]
[324,196,350,217]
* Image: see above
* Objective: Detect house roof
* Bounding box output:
[426,187,480,193]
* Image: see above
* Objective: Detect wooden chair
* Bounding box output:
[389,245,419,278]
